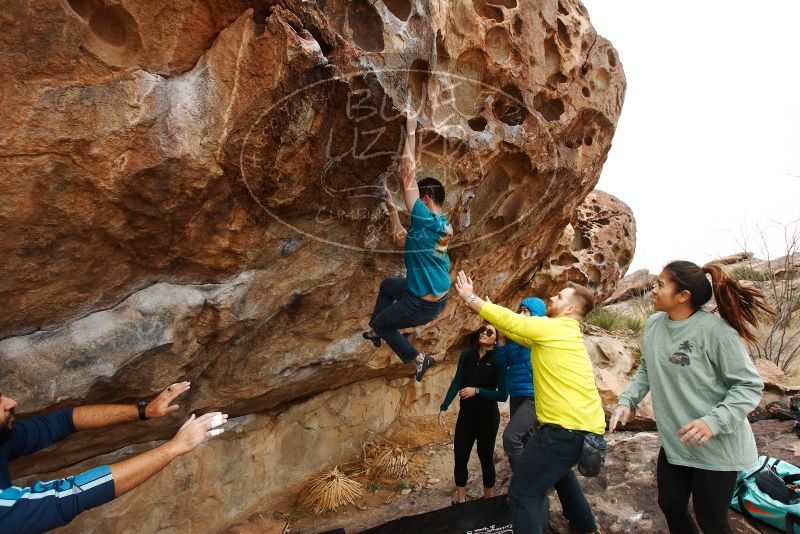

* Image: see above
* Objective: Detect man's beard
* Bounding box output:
[546,302,565,318]
[0,409,15,444]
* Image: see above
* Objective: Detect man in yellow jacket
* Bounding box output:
[454,270,603,534]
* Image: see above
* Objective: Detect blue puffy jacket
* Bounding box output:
[495,297,545,398]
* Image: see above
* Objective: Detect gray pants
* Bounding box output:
[503,397,537,470]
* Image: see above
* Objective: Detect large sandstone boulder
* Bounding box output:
[756,358,800,395]
[604,268,655,305]
[0,0,627,529]
[532,190,636,303]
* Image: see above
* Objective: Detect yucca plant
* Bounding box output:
[361,432,411,479]
[365,444,410,479]
[299,467,364,514]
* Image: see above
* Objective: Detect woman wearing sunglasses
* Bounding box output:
[439,324,508,504]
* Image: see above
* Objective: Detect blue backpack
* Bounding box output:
[731,456,800,533]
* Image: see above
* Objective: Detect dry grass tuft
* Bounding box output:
[298,467,364,514]
[362,435,411,480]
[385,416,450,449]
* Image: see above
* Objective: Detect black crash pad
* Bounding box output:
[358,495,513,533]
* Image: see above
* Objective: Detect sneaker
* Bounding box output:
[362,331,381,348]
[415,355,435,382]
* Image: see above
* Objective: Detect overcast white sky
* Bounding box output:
[582,0,800,273]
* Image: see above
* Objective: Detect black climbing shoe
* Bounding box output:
[415,355,435,382]
[362,331,381,348]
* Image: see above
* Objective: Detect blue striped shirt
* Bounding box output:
[0,409,115,533]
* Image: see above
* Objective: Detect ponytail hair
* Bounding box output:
[663,260,775,344]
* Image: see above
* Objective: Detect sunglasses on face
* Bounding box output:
[478,327,496,337]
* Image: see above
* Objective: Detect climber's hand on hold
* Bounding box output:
[170,412,228,456]
[147,381,190,419]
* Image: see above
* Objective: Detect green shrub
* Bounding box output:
[621,315,646,332]
[587,306,648,333]
[731,266,772,282]
[586,307,621,331]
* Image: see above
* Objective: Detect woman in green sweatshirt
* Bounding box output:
[610,260,773,534]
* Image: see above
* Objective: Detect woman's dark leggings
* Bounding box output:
[656,448,739,534]
[454,407,500,488]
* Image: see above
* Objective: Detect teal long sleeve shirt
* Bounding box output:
[440,348,508,411]
[618,311,763,471]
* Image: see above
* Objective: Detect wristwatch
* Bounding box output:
[467,293,477,303]
[137,399,150,421]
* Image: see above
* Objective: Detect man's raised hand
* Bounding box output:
[146,381,191,419]
[455,270,475,301]
[170,412,228,456]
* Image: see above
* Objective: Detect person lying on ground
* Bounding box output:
[454,270,603,534]
[610,261,768,534]
[363,105,453,382]
[439,323,508,504]
[0,381,227,533]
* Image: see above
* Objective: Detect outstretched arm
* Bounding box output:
[0,412,226,533]
[72,381,190,430]
[384,189,407,248]
[455,271,552,345]
[610,357,650,432]
[111,412,227,497]
[401,107,419,211]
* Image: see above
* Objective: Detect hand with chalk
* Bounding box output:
[169,412,229,455]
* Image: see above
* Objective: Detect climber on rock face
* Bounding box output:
[363,106,453,382]
[0,381,227,533]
